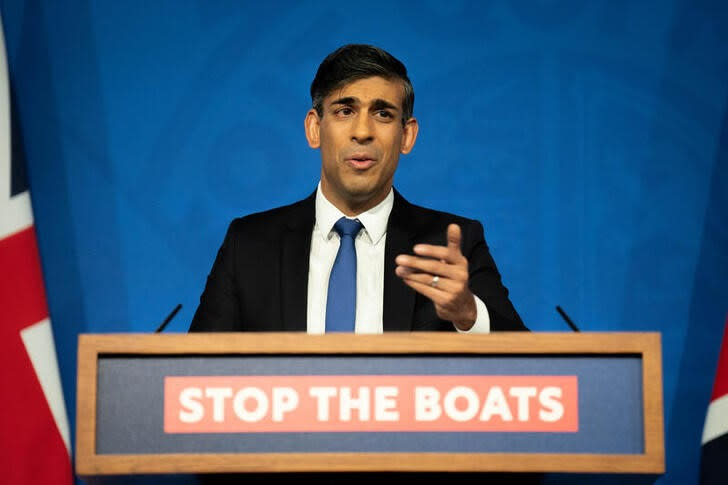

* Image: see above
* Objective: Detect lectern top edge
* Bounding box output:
[78,331,660,356]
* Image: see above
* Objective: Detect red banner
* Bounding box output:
[165,375,578,433]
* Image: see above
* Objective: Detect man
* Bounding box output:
[191,44,536,485]
[190,44,525,334]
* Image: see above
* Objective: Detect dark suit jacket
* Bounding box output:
[190,189,526,332]
[190,190,536,484]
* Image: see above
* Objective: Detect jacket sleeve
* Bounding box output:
[189,220,243,332]
[462,220,528,331]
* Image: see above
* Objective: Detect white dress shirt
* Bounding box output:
[306,183,490,334]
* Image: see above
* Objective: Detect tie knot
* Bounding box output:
[334,217,363,238]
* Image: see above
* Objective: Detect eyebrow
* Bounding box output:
[371,99,399,112]
[329,96,399,112]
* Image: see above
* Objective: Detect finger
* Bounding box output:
[412,244,451,261]
[399,277,451,306]
[412,226,464,263]
[447,224,463,258]
[396,266,456,291]
[395,265,418,277]
[394,255,465,281]
[399,276,473,323]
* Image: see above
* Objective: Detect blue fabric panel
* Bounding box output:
[1,1,726,482]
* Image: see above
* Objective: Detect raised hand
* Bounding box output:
[395,224,477,330]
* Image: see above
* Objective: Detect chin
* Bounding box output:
[343,181,380,198]
[339,176,369,191]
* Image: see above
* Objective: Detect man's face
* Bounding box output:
[305,76,418,215]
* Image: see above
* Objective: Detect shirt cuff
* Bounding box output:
[455,295,491,334]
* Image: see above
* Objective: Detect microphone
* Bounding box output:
[555,305,580,332]
[155,304,182,333]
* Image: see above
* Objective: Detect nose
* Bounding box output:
[351,113,374,144]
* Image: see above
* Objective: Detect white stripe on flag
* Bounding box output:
[0,191,33,238]
[702,393,728,445]
[0,6,33,239]
[0,8,8,191]
[20,318,71,453]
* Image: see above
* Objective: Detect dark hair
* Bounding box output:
[310,44,414,125]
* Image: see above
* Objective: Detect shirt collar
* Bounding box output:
[314,182,393,245]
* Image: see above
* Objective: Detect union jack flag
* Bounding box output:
[701,318,728,484]
[0,17,72,485]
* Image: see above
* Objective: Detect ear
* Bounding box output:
[400,117,419,154]
[304,109,321,149]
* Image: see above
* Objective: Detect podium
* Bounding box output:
[76,332,664,477]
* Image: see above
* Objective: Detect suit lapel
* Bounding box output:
[278,189,417,332]
[280,193,315,331]
[383,190,416,331]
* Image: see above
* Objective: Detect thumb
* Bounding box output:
[447,224,462,258]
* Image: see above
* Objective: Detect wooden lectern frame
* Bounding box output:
[76,332,664,476]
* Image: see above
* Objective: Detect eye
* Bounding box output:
[375,110,394,120]
[335,107,354,116]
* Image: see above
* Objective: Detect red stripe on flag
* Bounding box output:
[710,319,728,401]
[0,226,49,330]
[0,226,72,483]
[0,316,72,483]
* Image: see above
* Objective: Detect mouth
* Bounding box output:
[345,153,377,170]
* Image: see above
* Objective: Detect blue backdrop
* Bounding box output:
[1,1,726,483]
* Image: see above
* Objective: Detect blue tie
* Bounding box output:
[325,217,363,332]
